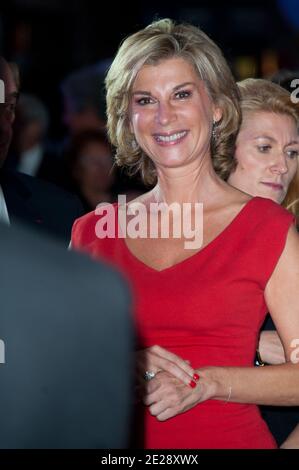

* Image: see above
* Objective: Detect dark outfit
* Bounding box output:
[261,315,299,446]
[0,169,84,244]
[0,221,133,448]
[6,143,65,187]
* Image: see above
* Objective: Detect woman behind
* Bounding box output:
[72,19,299,448]
[64,130,115,212]
[225,78,299,448]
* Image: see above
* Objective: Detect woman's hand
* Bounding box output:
[143,368,217,421]
[258,330,286,365]
[136,345,197,388]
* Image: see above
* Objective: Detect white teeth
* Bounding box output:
[156,131,187,142]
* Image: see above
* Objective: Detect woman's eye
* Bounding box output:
[175,90,191,99]
[257,145,271,153]
[286,149,299,159]
[136,97,153,105]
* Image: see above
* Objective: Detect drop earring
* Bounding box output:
[131,137,138,150]
[212,120,218,140]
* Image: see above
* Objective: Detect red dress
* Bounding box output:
[71,197,294,449]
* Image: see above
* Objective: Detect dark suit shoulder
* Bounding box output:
[0,221,133,448]
[3,170,81,205]
[1,170,84,244]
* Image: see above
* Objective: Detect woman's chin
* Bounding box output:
[257,191,283,204]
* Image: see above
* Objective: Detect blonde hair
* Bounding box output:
[283,171,299,221]
[220,78,299,220]
[105,18,240,186]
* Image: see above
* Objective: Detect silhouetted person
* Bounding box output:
[0,56,84,244]
[0,221,133,448]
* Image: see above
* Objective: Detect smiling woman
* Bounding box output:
[129,58,222,172]
[72,19,299,449]
[105,19,240,186]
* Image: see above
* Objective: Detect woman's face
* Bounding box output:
[76,141,113,190]
[228,111,299,203]
[129,57,221,170]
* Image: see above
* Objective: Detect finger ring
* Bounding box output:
[144,370,156,381]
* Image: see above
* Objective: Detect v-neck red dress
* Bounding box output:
[71,197,294,449]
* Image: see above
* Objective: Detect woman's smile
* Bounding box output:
[153,130,189,145]
[130,57,220,168]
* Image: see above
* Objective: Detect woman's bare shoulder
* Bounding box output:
[210,184,252,218]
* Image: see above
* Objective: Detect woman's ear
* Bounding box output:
[213,106,223,124]
[129,119,134,134]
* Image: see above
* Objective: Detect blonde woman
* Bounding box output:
[225,78,299,448]
[72,20,299,448]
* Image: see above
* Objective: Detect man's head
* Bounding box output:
[61,60,111,136]
[0,56,19,168]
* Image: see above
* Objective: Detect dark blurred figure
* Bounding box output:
[61,60,111,136]
[59,60,147,202]
[0,56,84,244]
[0,221,133,448]
[13,93,49,177]
[0,58,18,170]
[64,130,114,211]
[60,60,147,201]
[7,92,61,183]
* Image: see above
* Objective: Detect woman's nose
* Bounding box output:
[270,152,288,174]
[156,101,176,126]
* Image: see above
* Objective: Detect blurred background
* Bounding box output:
[1,0,298,206]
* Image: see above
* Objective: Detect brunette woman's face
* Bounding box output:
[77,141,113,190]
[228,111,299,203]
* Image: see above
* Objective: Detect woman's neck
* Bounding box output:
[153,157,225,206]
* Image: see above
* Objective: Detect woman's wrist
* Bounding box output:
[258,331,267,364]
[258,330,286,365]
[255,348,266,367]
[195,367,229,402]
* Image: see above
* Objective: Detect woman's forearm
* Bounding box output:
[200,363,299,406]
[280,423,299,449]
[258,330,286,365]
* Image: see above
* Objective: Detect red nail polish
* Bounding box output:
[189,380,197,389]
[193,373,200,381]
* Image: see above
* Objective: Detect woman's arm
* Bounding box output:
[144,226,299,420]
[258,330,285,365]
[202,226,299,406]
[280,424,299,449]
